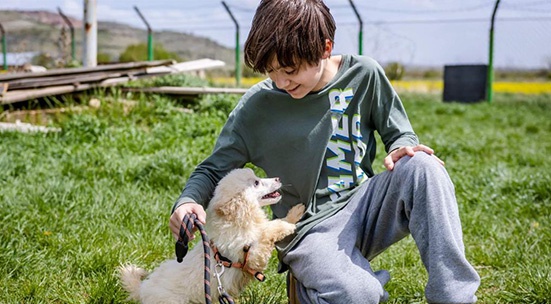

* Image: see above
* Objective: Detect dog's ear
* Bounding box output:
[214,194,245,219]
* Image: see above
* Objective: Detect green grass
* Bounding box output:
[1,84,550,303]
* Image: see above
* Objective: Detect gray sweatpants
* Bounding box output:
[282,152,480,304]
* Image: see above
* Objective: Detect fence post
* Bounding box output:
[487,0,501,103]
[0,23,6,70]
[58,7,76,62]
[348,0,363,55]
[83,0,97,67]
[134,6,154,61]
[222,1,241,87]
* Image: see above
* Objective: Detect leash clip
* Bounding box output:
[214,262,225,294]
[215,262,235,304]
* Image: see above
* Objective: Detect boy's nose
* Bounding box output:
[274,75,290,89]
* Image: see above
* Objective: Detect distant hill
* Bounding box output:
[0,10,235,70]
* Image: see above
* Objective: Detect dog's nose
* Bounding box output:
[275,177,280,182]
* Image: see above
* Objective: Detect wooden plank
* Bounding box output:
[0,85,82,104]
[0,76,141,105]
[0,59,229,104]
[0,83,8,96]
[0,59,224,92]
[6,72,125,90]
[0,60,175,82]
[122,86,248,95]
[168,59,226,73]
[0,58,223,83]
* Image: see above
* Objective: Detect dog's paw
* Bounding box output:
[285,204,305,224]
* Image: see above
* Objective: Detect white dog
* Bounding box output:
[119,168,305,303]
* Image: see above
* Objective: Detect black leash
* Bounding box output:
[175,214,236,304]
[175,213,212,304]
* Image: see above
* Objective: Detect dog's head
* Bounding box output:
[209,168,282,218]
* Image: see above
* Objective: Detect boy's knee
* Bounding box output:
[403,151,439,168]
[318,275,387,304]
[393,152,455,203]
[395,152,448,180]
[340,280,386,303]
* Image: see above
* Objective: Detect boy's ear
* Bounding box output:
[322,39,333,59]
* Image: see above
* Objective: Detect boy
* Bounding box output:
[169,0,480,303]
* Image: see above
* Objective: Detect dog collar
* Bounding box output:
[210,241,266,282]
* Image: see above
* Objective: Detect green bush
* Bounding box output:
[129,73,210,88]
[384,62,405,80]
[97,52,112,64]
[119,43,181,62]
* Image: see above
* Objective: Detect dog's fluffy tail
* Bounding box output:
[118,264,148,301]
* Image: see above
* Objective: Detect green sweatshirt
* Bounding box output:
[173,55,418,258]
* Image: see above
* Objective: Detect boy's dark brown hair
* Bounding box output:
[244,0,336,73]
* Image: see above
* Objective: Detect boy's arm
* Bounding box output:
[172,110,249,212]
[169,109,249,237]
[365,60,418,152]
[362,59,443,170]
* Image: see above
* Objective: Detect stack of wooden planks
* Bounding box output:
[0,58,226,105]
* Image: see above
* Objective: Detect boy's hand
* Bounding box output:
[169,203,207,240]
[383,144,445,171]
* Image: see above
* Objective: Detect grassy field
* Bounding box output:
[212,77,551,95]
[1,76,550,303]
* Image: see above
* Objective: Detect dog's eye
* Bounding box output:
[254,180,260,187]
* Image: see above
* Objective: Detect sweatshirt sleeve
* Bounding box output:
[172,106,249,213]
[363,57,418,153]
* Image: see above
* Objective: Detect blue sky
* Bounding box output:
[1,0,551,69]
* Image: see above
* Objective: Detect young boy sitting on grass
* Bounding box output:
[170,0,480,302]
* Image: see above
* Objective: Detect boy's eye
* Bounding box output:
[285,69,296,75]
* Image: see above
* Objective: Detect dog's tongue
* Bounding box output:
[263,191,281,199]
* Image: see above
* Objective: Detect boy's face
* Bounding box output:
[266,40,333,99]
[267,58,326,99]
